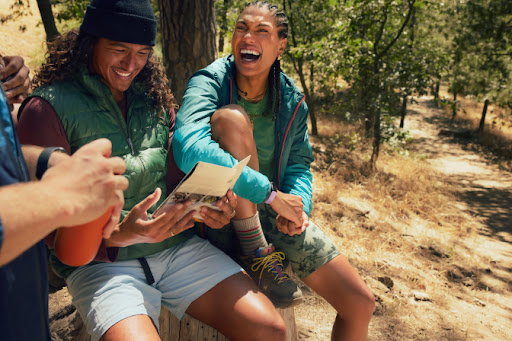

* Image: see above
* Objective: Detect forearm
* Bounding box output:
[173,125,270,203]
[20,145,44,179]
[0,181,74,265]
[21,145,70,181]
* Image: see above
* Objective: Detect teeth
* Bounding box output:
[241,49,260,56]
[113,68,131,77]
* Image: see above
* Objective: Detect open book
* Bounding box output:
[153,156,251,220]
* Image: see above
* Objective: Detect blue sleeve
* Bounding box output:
[173,69,270,203]
[281,100,313,215]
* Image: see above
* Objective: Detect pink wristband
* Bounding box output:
[264,190,277,204]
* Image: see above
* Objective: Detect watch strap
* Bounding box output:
[36,147,68,180]
[264,182,278,204]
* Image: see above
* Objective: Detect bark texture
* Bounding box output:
[159,0,217,104]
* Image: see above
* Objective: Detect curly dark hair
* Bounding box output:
[32,29,176,111]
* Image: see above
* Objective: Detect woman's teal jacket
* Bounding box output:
[173,55,314,215]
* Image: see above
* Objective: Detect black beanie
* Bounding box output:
[80,0,157,46]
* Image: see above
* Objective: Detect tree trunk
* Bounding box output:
[399,95,407,128]
[36,0,59,42]
[292,57,317,136]
[433,80,440,106]
[308,64,317,136]
[478,98,489,134]
[159,0,217,104]
[370,67,381,171]
[161,307,297,341]
[74,306,297,340]
[451,92,457,121]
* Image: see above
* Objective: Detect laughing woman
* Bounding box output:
[171,1,375,340]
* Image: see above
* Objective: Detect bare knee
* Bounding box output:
[211,105,253,147]
[359,288,376,321]
[245,311,287,341]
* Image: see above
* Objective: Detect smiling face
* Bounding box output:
[231,6,287,81]
[90,38,152,102]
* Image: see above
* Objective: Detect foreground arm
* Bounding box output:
[0,139,127,265]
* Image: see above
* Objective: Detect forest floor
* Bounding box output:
[295,96,512,340]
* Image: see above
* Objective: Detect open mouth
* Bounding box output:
[240,49,261,62]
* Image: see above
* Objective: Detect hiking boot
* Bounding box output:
[240,244,304,308]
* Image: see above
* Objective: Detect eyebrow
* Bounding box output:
[236,20,272,28]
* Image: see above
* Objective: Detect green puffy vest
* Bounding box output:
[29,69,191,276]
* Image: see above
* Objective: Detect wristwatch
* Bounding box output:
[264,182,278,204]
[36,146,68,180]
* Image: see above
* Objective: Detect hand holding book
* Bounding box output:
[153,156,250,222]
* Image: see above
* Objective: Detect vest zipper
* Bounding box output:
[125,95,146,197]
[127,137,135,154]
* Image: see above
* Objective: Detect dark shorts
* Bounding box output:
[200,204,341,279]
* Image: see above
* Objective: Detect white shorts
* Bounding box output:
[66,235,243,341]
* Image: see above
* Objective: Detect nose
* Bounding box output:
[242,30,255,41]
[120,52,137,71]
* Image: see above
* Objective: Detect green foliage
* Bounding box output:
[380,115,412,154]
[5,0,509,154]
[447,0,512,107]
[53,0,88,22]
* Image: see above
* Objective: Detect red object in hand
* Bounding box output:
[55,207,113,266]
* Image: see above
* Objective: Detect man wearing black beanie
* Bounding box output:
[16,1,287,340]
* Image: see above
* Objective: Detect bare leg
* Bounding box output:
[302,255,375,341]
[186,272,286,341]
[100,314,160,341]
[211,104,259,219]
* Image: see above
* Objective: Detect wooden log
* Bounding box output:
[73,305,297,340]
[160,306,297,341]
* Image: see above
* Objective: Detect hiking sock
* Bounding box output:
[232,212,269,256]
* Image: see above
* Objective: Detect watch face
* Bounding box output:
[271,182,278,192]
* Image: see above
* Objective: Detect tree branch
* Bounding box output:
[374,0,391,54]
[378,0,416,58]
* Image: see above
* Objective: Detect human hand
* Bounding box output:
[270,191,304,227]
[199,189,238,229]
[0,56,30,107]
[42,139,128,230]
[105,188,196,247]
[276,211,309,236]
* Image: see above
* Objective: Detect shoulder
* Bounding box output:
[31,80,82,99]
[190,55,234,84]
[279,72,307,114]
[280,72,305,104]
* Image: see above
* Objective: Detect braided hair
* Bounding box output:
[240,1,288,119]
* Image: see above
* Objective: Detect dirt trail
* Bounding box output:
[406,97,512,256]
[296,96,512,341]
[394,97,512,340]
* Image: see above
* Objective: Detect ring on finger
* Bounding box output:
[230,209,236,218]
[170,229,175,237]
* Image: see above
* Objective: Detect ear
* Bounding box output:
[278,38,287,55]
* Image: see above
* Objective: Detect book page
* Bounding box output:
[153,156,251,220]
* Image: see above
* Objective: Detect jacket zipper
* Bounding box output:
[277,95,305,189]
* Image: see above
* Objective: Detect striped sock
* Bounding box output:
[232,212,269,256]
